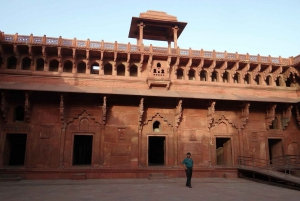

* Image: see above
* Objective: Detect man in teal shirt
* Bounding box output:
[182,152,193,188]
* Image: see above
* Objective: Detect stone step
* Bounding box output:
[0,174,22,181]
[72,173,86,180]
[148,173,168,180]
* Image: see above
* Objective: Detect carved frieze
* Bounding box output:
[281,104,293,130]
[102,96,107,126]
[59,94,65,128]
[266,103,277,130]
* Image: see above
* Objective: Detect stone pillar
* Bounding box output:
[173,26,178,49]
[138,23,144,46]
[59,128,66,167]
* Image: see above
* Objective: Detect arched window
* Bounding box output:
[223,71,229,83]
[91,62,99,74]
[176,69,184,80]
[130,65,138,77]
[153,121,161,132]
[49,59,59,72]
[77,62,86,73]
[157,63,161,68]
[212,71,218,82]
[63,60,72,73]
[188,70,195,80]
[266,75,272,86]
[117,64,125,76]
[200,70,206,81]
[254,74,260,85]
[7,56,17,69]
[21,57,31,70]
[14,106,24,121]
[276,76,283,86]
[244,73,250,84]
[104,63,112,75]
[233,73,239,83]
[36,58,44,71]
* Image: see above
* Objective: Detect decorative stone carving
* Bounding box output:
[147,54,153,72]
[139,54,144,72]
[260,65,272,81]
[207,100,216,129]
[207,60,216,77]
[213,115,238,129]
[144,112,173,128]
[185,58,192,74]
[175,100,183,129]
[251,132,258,142]
[24,92,30,123]
[102,96,107,125]
[230,62,239,79]
[173,56,180,74]
[281,104,293,130]
[67,110,101,128]
[197,58,204,75]
[266,103,277,130]
[272,66,282,82]
[239,63,250,79]
[284,66,299,81]
[80,118,89,130]
[251,64,261,81]
[239,102,250,130]
[1,91,8,122]
[138,98,144,130]
[189,133,197,141]
[118,127,126,140]
[40,125,53,139]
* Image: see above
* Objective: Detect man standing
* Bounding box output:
[182,152,193,188]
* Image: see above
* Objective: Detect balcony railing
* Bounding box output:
[0,32,297,65]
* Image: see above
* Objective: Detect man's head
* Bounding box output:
[186,152,191,158]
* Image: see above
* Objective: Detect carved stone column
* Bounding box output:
[138,22,144,46]
[172,26,178,48]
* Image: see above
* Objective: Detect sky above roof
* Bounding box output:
[1,0,299,58]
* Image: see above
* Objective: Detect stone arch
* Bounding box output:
[212,71,218,82]
[266,75,272,86]
[188,69,195,80]
[63,60,73,73]
[104,63,112,75]
[233,72,240,83]
[223,71,229,83]
[21,57,31,70]
[36,58,44,71]
[130,64,138,77]
[200,70,207,81]
[144,113,173,128]
[49,59,59,72]
[91,62,99,74]
[275,75,284,86]
[117,63,125,76]
[176,68,184,80]
[7,56,17,69]
[153,121,161,132]
[77,61,86,73]
[244,73,251,84]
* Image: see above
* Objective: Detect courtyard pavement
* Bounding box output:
[0,178,299,201]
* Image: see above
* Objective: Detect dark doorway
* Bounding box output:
[4,134,27,166]
[148,136,165,166]
[73,135,93,165]
[268,139,283,164]
[216,137,232,166]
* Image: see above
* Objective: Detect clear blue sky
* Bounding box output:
[1,0,299,58]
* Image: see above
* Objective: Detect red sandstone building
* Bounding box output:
[0,11,299,179]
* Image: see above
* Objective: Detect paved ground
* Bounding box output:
[0,178,299,201]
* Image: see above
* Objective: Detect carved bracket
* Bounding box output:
[175,100,183,130]
[281,104,293,130]
[266,103,277,130]
[1,91,8,122]
[239,102,250,130]
[207,100,216,129]
[24,92,30,123]
[138,98,144,130]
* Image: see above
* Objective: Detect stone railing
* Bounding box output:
[0,32,297,66]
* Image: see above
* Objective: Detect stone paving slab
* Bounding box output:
[0,178,299,201]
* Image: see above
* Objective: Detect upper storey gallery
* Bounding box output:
[0,10,300,88]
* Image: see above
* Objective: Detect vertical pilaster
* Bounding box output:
[138,22,144,46]
[173,26,178,48]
